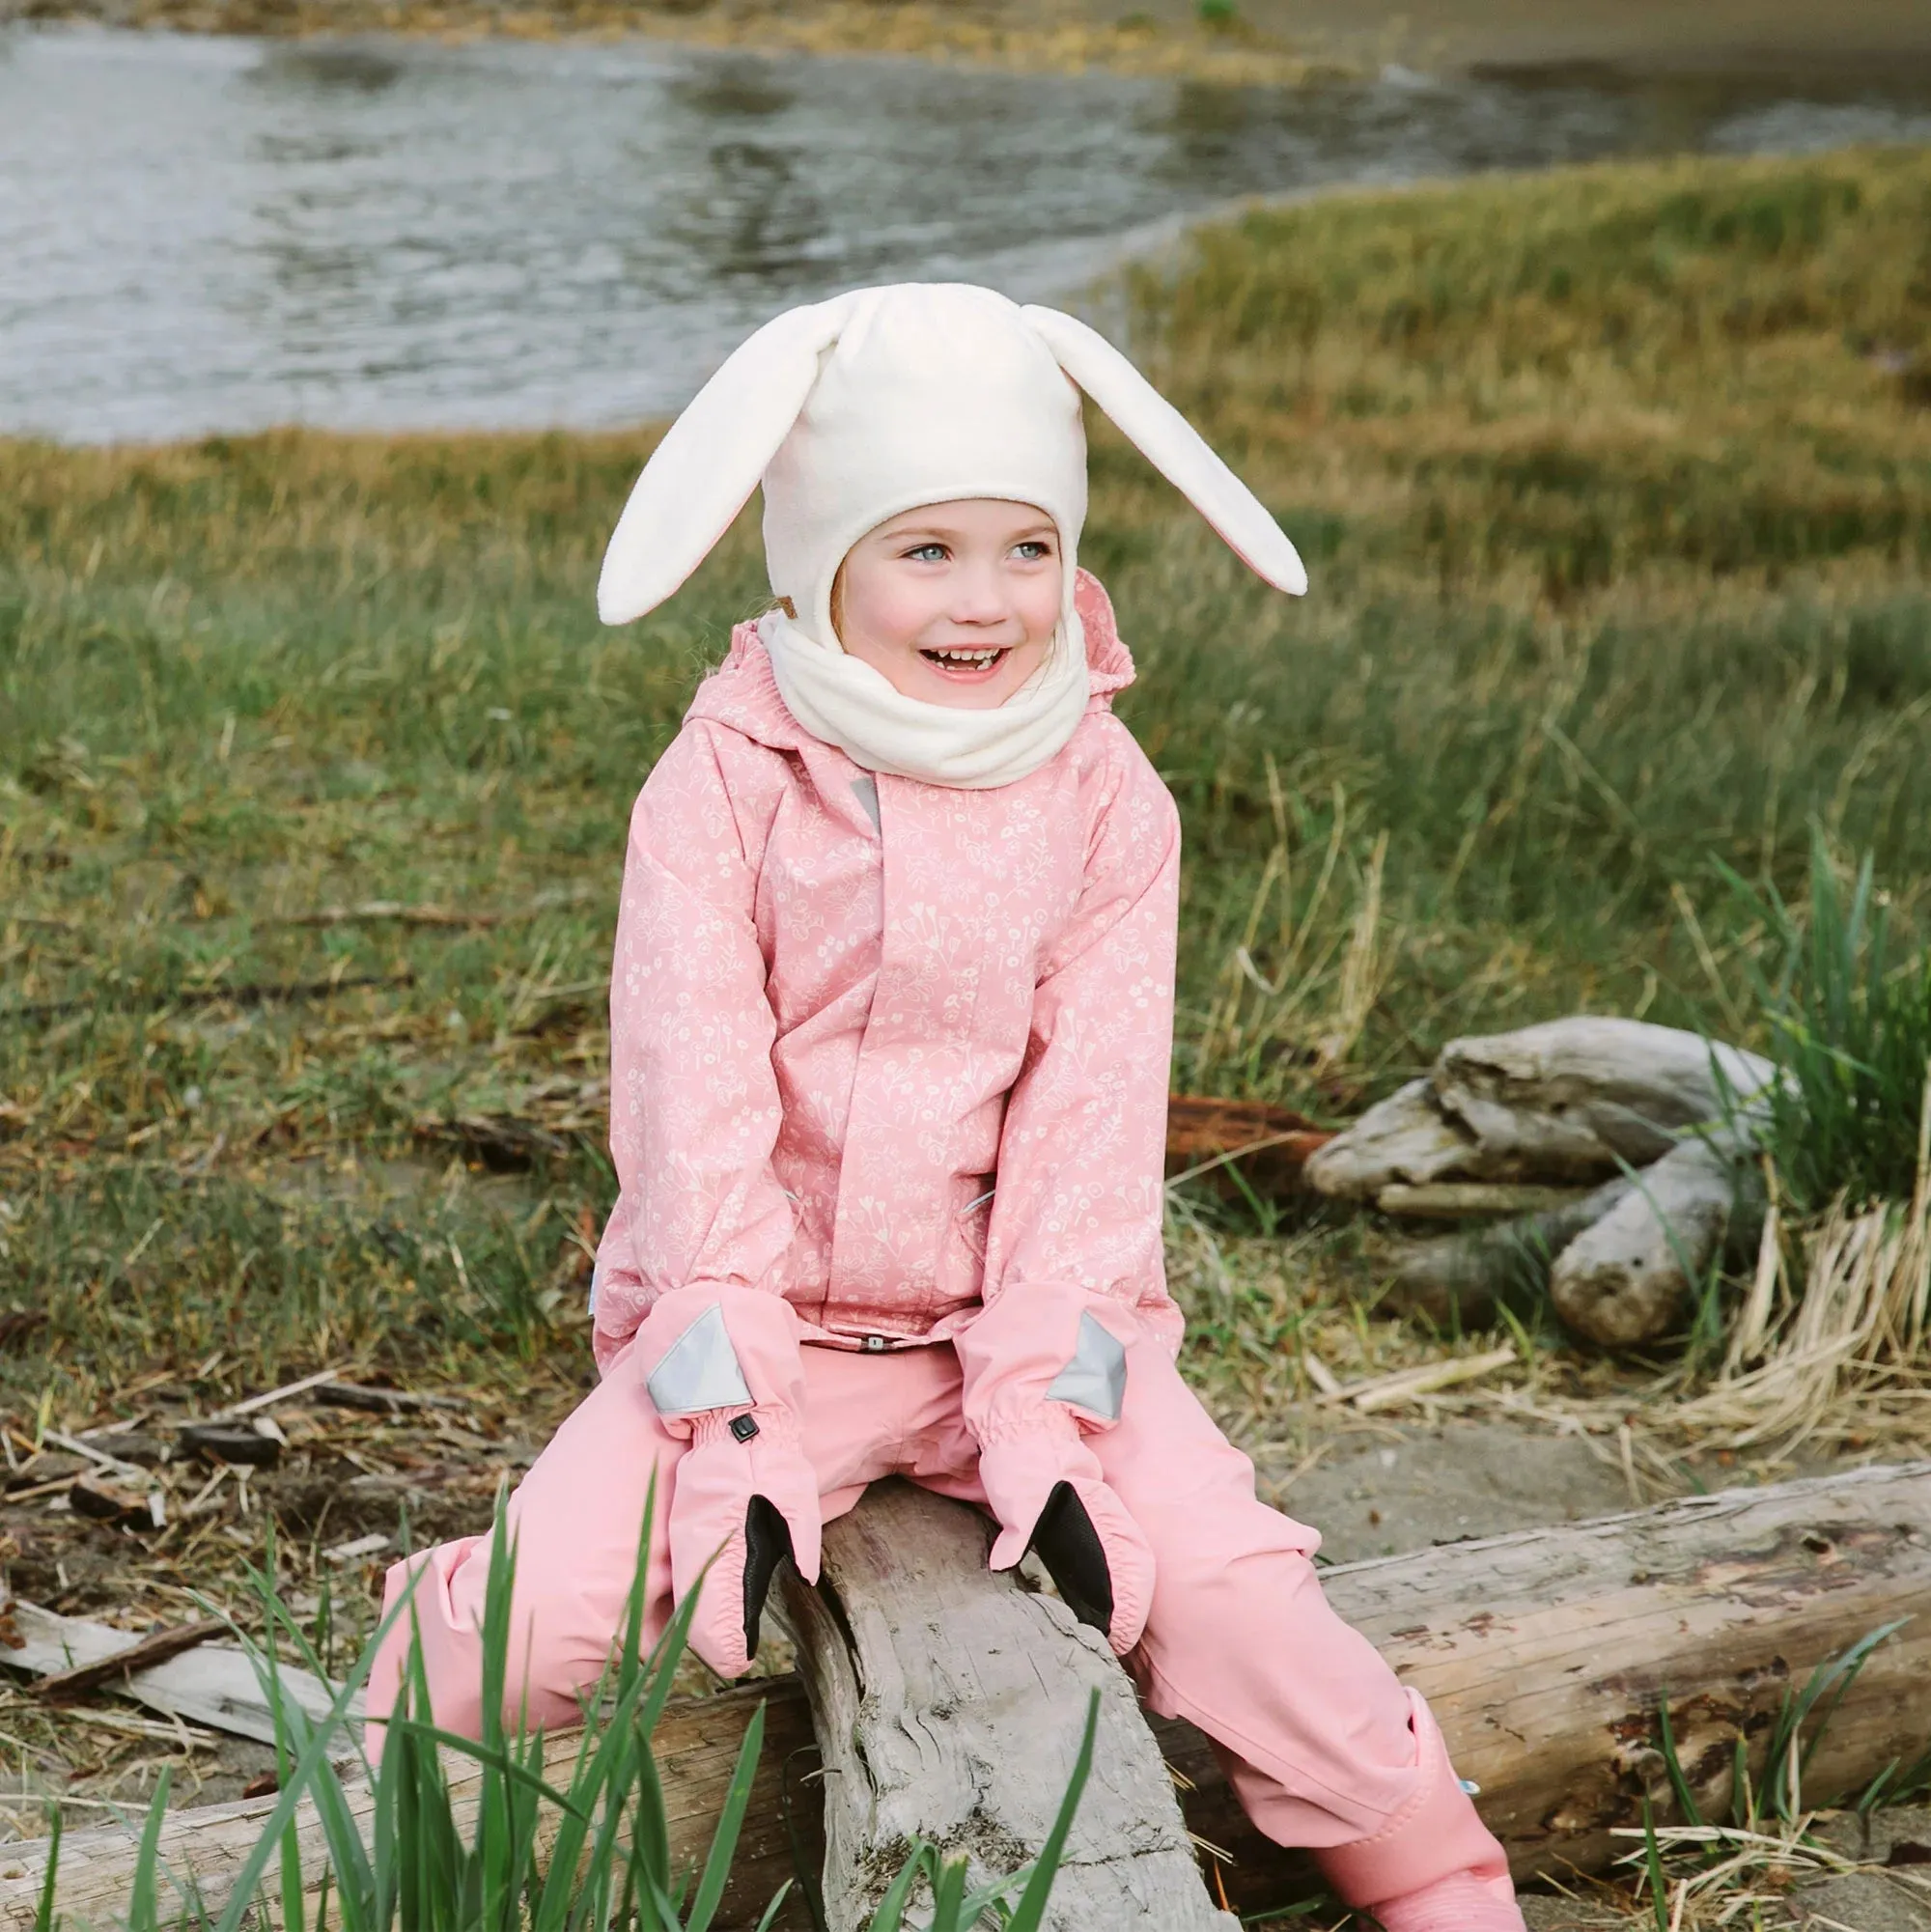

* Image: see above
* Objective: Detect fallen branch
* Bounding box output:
[248,886,600,930]
[1319,1343,1518,1412]
[312,1381,467,1416]
[1164,1095,1332,1195]
[33,1618,226,1705]
[3,972,416,1024]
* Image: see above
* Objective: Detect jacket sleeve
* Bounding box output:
[956,727,1184,1448]
[590,721,797,1375]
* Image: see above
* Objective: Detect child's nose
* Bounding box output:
[948,559,1017,625]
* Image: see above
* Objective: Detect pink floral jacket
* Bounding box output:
[590,570,1185,1384]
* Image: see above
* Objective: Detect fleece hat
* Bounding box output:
[598,281,1306,645]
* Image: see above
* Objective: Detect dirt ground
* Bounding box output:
[1249,1415,1853,1567]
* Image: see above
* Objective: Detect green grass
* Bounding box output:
[3,143,1930,1421]
[27,1494,1097,1931]
[1723,830,1931,1215]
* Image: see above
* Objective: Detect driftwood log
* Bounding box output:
[4,1465,1927,1929]
[1307,1019,1774,1201]
[1548,1135,1767,1345]
[1310,1020,1777,1345]
[776,1481,1237,1929]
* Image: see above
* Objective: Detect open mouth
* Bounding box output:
[919,646,1009,679]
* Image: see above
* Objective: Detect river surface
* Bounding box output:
[6,25,1931,442]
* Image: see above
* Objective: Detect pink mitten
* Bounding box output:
[631,1286,822,1680]
[976,1410,1156,1655]
[958,1287,1156,1656]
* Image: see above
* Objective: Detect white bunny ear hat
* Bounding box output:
[598,282,1305,636]
[598,283,1304,789]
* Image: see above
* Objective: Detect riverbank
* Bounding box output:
[11,0,1931,88]
[1,0,1335,85]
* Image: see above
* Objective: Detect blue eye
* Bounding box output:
[1013,540,1054,562]
[904,543,947,563]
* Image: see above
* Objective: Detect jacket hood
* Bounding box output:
[687,568,1135,757]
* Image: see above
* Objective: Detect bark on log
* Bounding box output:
[1308,1020,1774,1201]
[1164,1094,1331,1196]
[1550,1136,1768,1346]
[5,1465,1926,1929]
[776,1479,1238,1931]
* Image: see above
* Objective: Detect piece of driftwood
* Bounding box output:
[1386,1179,1637,1330]
[1375,1182,1599,1220]
[1308,1019,1774,1201]
[32,1616,226,1705]
[1550,1136,1768,1346]
[777,1479,1238,1930]
[5,1466,1927,1928]
[0,1600,350,1746]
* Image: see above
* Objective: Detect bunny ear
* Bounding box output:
[598,293,859,625]
[1021,304,1306,597]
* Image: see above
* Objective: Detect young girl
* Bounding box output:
[370,284,1525,1932]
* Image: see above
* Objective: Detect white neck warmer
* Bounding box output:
[758,601,1091,790]
[597,282,1307,791]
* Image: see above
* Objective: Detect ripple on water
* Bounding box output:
[5,25,1931,442]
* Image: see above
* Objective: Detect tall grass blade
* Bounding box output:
[33,1806,60,1932]
[1003,1690,1100,1932]
[686,1702,767,1932]
[126,1768,172,1932]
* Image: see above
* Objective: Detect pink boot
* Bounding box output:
[1317,1692,1525,1932]
[1370,1869,1525,1932]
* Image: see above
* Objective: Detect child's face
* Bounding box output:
[832,499,1062,710]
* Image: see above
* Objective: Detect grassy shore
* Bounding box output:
[1,145,1928,1657]
[1,0,1331,86]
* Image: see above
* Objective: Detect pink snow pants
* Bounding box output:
[369,1333,1478,1896]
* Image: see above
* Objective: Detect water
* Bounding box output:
[5,25,1930,443]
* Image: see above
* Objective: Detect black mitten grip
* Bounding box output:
[1026,1480,1115,1635]
[742,1493,795,1658]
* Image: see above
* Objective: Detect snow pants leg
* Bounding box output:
[364,1338,978,1741]
[1067,1331,1513,1911]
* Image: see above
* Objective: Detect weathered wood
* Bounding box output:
[1375,1182,1599,1220]
[1309,1019,1774,1201]
[6,1466,1927,1928]
[32,1615,227,1704]
[0,1599,351,1745]
[778,1479,1238,1930]
[1550,1135,1768,1345]
[1385,1180,1635,1330]
[1433,1019,1773,1179]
